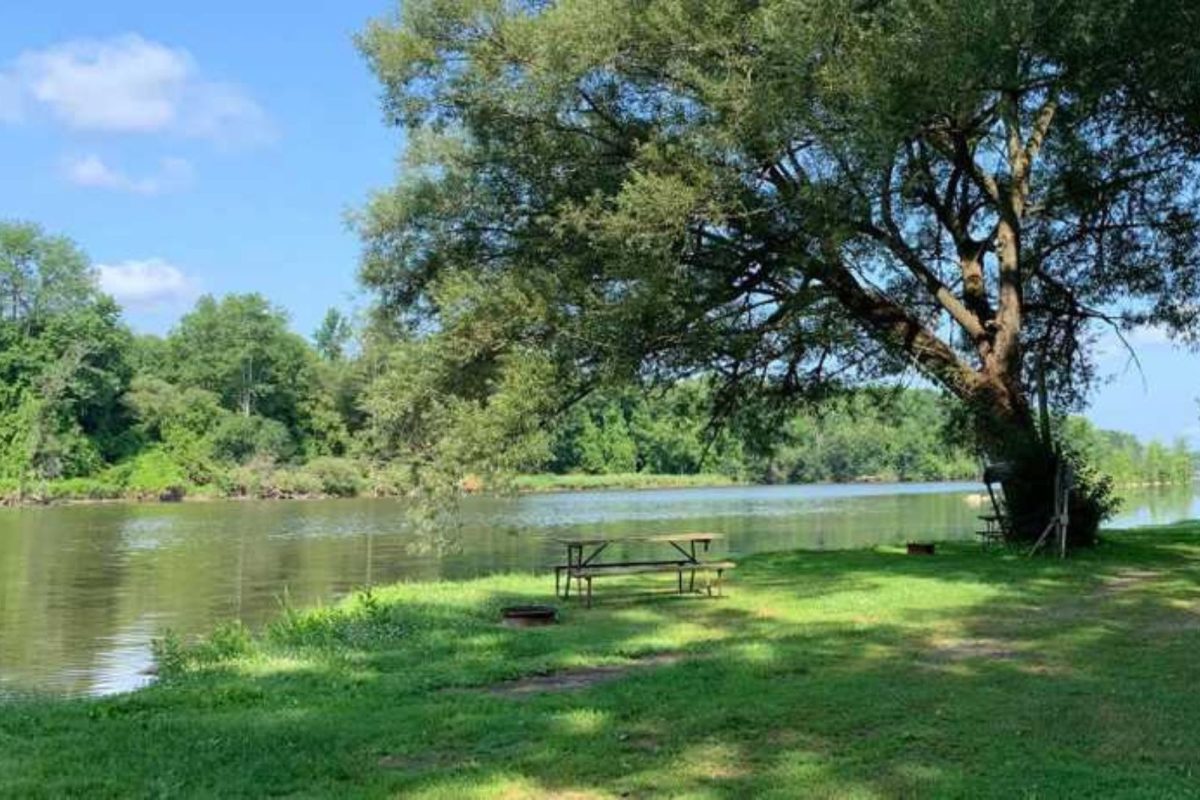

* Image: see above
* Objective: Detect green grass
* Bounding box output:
[5,525,1200,798]
[514,472,740,492]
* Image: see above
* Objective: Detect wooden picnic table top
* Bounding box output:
[552,532,723,546]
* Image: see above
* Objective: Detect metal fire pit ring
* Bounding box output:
[500,604,559,627]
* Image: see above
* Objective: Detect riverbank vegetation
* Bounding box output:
[512,472,739,493]
[3,522,1200,796]
[1,220,1193,506]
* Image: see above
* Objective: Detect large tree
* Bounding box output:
[165,294,312,423]
[0,221,134,481]
[356,0,1200,544]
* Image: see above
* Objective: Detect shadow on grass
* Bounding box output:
[4,525,1200,798]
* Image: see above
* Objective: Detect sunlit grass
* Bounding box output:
[4,525,1200,797]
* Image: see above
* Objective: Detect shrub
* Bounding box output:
[302,457,365,497]
[163,433,219,486]
[41,478,124,501]
[267,467,322,498]
[210,415,295,465]
[101,460,134,488]
[218,456,275,498]
[364,462,416,497]
[125,449,190,499]
[152,622,253,680]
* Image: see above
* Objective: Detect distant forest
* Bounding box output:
[546,385,1196,487]
[1,221,1194,504]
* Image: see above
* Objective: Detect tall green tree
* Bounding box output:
[0,221,133,481]
[0,222,96,333]
[165,294,312,424]
[314,308,354,362]
[357,0,1200,544]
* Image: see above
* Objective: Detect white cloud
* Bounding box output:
[18,35,188,133]
[2,34,274,146]
[63,154,193,195]
[96,259,199,309]
[183,82,275,147]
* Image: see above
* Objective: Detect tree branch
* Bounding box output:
[865,159,989,344]
[817,243,981,401]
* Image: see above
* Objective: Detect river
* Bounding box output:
[2,481,1197,697]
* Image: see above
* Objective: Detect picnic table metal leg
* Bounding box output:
[565,545,578,599]
[586,576,593,608]
[688,541,697,592]
[677,569,683,594]
[576,544,585,600]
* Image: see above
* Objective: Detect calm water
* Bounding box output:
[2,481,1197,696]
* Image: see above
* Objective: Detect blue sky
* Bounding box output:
[0,0,398,332]
[1,2,1197,446]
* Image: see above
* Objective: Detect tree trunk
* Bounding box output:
[969,380,1101,548]
[820,248,1103,549]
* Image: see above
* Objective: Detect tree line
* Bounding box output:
[1,219,1192,504]
[549,384,1194,487]
[547,385,981,483]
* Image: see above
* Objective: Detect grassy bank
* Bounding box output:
[5,524,1200,797]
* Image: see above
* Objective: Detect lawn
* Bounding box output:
[4,524,1200,798]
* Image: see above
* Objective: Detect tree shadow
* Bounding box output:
[4,526,1200,797]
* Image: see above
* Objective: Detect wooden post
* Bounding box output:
[1059,459,1073,559]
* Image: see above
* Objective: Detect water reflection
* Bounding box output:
[1109,484,1200,528]
[0,481,1195,696]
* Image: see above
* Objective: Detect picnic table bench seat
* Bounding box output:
[570,560,737,578]
[567,559,736,607]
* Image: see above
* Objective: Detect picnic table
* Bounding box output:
[553,533,736,607]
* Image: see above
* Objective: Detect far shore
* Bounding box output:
[4,471,1197,510]
[0,472,955,508]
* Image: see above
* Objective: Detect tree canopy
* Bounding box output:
[165,294,311,421]
[0,222,133,481]
[355,0,1200,542]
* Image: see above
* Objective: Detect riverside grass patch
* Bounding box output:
[4,525,1200,798]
